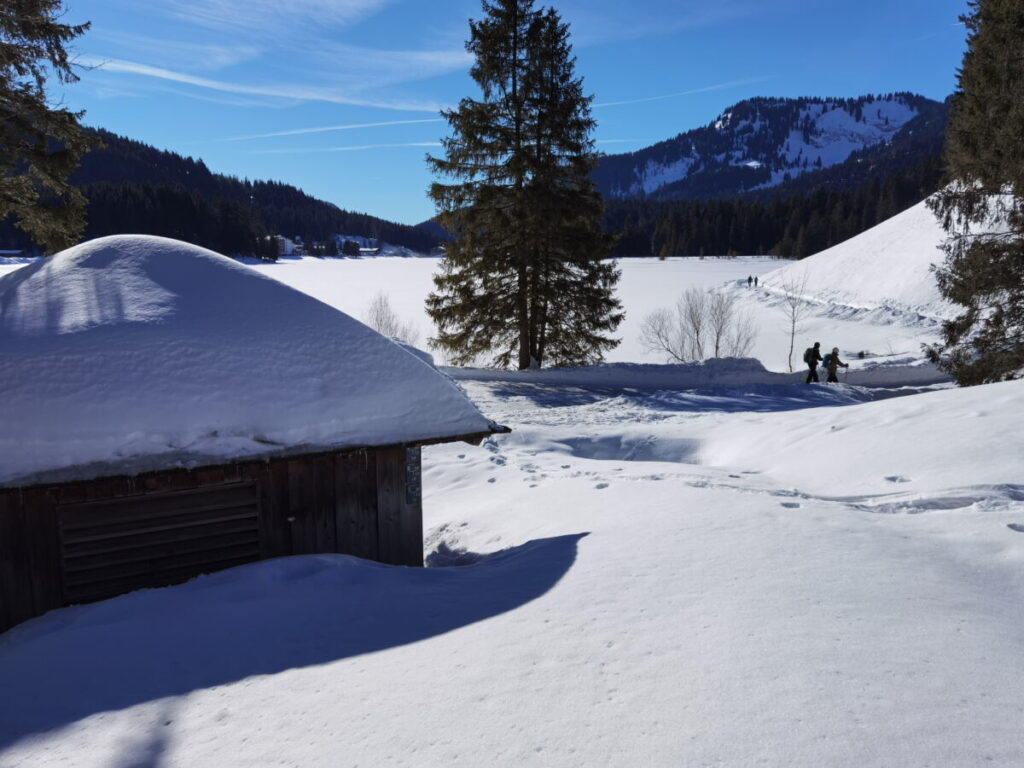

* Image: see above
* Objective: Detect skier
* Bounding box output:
[803,341,822,383]
[825,347,849,383]
[747,275,753,287]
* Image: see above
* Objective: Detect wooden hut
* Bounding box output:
[0,236,505,633]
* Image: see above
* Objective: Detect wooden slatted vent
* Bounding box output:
[57,482,261,605]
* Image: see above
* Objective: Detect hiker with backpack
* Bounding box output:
[803,342,822,383]
[824,347,849,383]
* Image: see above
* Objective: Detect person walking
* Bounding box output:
[754,276,758,287]
[747,275,753,287]
[826,347,849,383]
[804,341,822,383]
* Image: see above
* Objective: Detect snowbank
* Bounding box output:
[699,377,1024,498]
[445,357,948,390]
[759,197,952,319]
[0,235,497,485]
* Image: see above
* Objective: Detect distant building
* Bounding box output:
[274,235,297,257]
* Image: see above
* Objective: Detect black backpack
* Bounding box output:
[803,347,813,364]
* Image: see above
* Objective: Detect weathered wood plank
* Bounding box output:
[402,447,424,567]
[335,450,378,561]
[22,488,63,618]
[64,541,261,587]
[287,459,316,555]
[312,453,337,553]
[376,446,408,566]
[257,459,292,558]
[63,516,260,559]
[63,530,260,573]
[0,494,32,633]
[62,506,257,543]
[65,553,259,605]
[59,483,256,526]
[286,454,340,555]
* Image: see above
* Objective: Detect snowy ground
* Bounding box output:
[2,373,1022,766]
[3,204,1023,766]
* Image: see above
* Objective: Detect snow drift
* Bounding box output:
[0,235,497,485]
[760,197,953,319]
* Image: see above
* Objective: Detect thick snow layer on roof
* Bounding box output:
[0,235,497,485]
[760,198,953,318]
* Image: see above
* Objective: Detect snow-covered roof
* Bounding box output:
[0,235,501,486]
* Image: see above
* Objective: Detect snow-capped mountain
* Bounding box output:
[594,93,946,201]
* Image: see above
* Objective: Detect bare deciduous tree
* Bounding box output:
[364,291,420,346]
[640,288,757,363]
[777,275,812,372]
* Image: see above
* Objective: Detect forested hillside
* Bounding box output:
[0,130,441,256]
[607,152,943,257]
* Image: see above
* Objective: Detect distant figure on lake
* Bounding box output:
[803,341,822,383]
[754,276,758,287]
[747,275,753,287]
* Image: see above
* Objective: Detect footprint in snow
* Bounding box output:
[487,477,496,483]
[595,482,609,490]
[885,475,911,484]
[780,502,801,509]
[1008,524,1024,534]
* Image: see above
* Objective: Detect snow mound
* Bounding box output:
[445,357,947,390]
[0,235,496,485]
[701,378,1024,497]
[760,198,953,319]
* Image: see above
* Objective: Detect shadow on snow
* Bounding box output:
[485,381,879,413]
[0,533,587,751]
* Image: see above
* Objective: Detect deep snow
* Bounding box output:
[2,203,1023,767]
[2,374,1022,767]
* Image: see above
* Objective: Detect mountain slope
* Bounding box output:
[759,196,952,318]
[595,93,945,202]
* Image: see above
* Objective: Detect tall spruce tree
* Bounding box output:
[427,0,622,369]
[927,0,1024,384]
[1,1,94,253]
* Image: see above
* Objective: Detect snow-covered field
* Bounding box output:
[223,199,951,374]
[2,201,1023,766]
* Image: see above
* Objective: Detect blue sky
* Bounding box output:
[62,0,969,226]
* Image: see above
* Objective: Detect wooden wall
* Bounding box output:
[0,445,423,634]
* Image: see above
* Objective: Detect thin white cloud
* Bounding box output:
[87,30,261,72]
[299,43,472,89]
[594,76,776,109]
[251,142,442,154]
[561,0,767,47]
[224,118,445,141]
[162,0,393,35]
[80,56,443,112]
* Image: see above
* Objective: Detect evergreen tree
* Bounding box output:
[927,0,1024,384]
[0,1,94,253]
[427,0,621,369]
